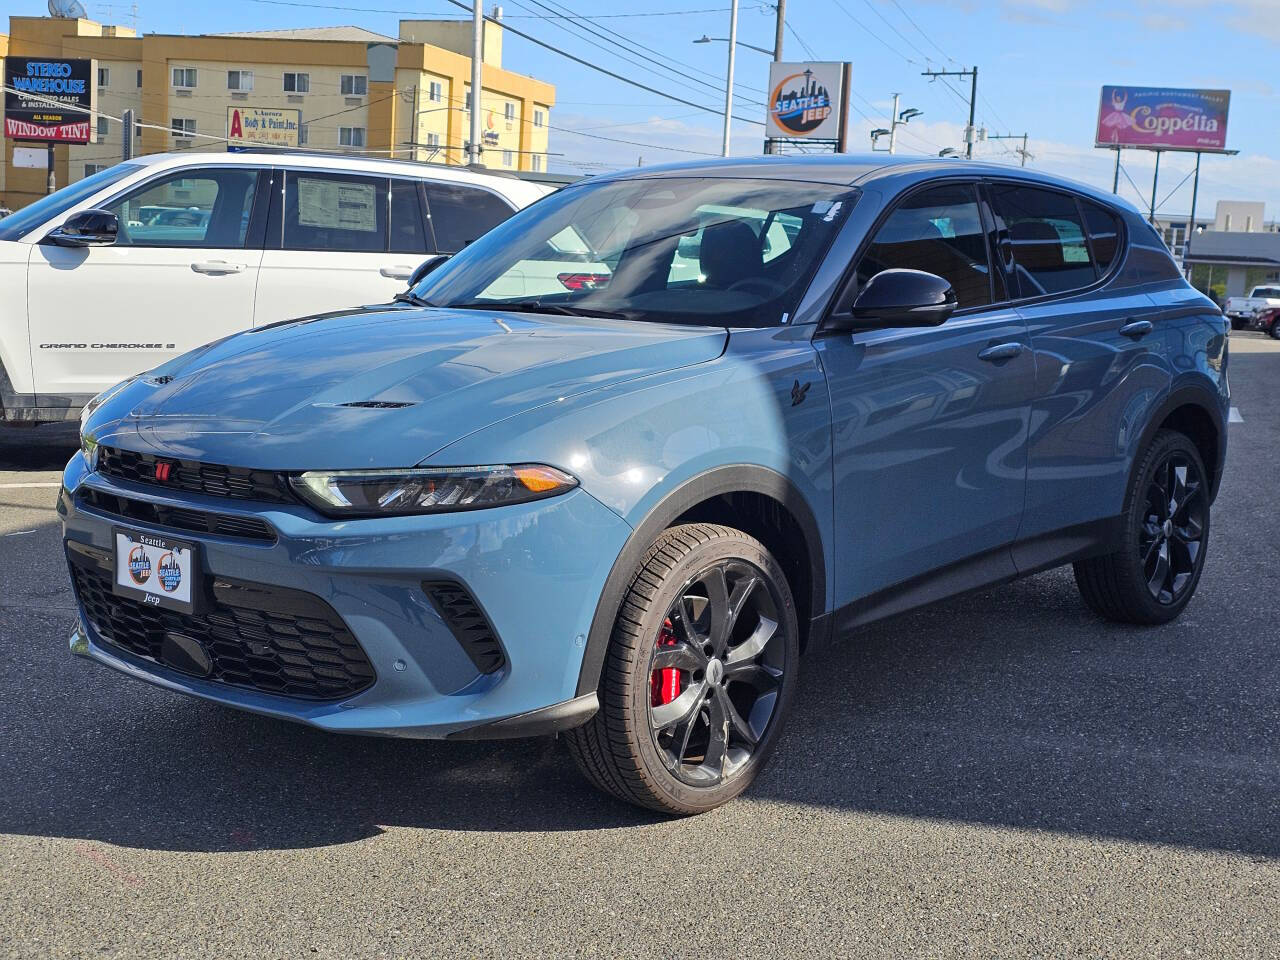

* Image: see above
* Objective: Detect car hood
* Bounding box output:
[94,306,727,469]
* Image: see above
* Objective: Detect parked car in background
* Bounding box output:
[1245,305,1280,339]
[1225,284,1280,328]
[0,151,551,423]
[67,156,1228,815]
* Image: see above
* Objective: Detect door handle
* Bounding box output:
[1119,319,1154,339]
[978,342,1024,363]
[191,260,245,275]
[380,265,414,280]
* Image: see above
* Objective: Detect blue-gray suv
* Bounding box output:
[64,156,1228,815]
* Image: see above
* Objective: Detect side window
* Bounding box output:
[423,183,515,254]
[1080,199,1123,276]
[103,168,259,248]
[389,179,429,253]
[856,183,992,309]
[991,185,1096,297]
[282,172,387,253]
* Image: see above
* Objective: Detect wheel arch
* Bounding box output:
[574,464,827,698]
[1135,382,1226,503]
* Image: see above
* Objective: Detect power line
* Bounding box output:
[248,0,761,18]
[829,0,918,65]
[857,0,933,64]
[886,0,956,64]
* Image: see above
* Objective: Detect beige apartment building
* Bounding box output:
[0,13,555,210]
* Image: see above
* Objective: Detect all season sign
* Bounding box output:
[3,57,94,143]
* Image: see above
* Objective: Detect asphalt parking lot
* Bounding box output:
[0,339,1276,959]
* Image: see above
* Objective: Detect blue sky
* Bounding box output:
[25,0,1280,217]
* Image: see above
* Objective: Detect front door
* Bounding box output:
[814,181,1035,615]
[28,165,265,399]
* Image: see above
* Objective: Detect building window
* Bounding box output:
[340,74,368,97]
[97,67,110,87]
[137,68,143,87]
[339,126,366,148]
[1246,216,1254,232]
[283,72,310,94]
[464,91,472,112]
[96,116,109,139]
[428,81,442,103]
[504,102,515,122]
[135,122,143,140]
[425,132,441,148]
[1224,213,1232,231]
[297,124,309,145]
[502,150,513,167]
[534,109,545,128]
[532,153,543,172]
[85,163,106,177]
[172,67,197,88]
[227,70,254,92]
[171,117,197,138]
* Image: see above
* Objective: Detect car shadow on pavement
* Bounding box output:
[2,514,1276,855]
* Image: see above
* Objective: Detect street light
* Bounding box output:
[693,34,776,56]
[870,95,921,153]
[939,147,959,158]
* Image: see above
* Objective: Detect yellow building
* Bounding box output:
[0,14,555,210]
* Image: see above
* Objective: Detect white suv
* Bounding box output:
[0,151,552,422]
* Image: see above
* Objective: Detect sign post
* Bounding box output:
[764,61,851,155]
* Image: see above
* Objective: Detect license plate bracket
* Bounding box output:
[112,527,199,615]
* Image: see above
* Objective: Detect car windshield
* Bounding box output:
[0,162,142,242]
[413,176,858,327]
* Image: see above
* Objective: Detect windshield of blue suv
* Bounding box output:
[411,176,858,327]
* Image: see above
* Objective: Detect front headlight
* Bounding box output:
[80,376,136,468]
[288,464,578,517]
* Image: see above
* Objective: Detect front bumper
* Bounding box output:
[60,452,631,739]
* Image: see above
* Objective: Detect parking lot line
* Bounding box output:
[0,482,61,488]
[1230,407,1244,423]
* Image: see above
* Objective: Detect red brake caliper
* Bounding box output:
[651,618,682,707]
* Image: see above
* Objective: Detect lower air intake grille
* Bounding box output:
[423,581,506,674]
[68,543,375,701]
[78,488,276,543]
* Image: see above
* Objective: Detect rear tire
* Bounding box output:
[1269,319,1280,340]
[565,523,799,815]
[1073,430,1210,625]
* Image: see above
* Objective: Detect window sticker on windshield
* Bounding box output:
[297,178,377,233]
[811,200,834,216]
[821,201,843,222]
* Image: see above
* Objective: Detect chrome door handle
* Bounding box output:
[380,265,414,280]
[1120,319,1154,339]
[191,260,245,275]
[978,342,1024,363]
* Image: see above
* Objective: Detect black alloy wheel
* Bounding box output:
[565,524,799,815]
[647,559,786,787]
[1074,429,1211,624]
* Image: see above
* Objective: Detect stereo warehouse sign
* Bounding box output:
[4,57,95,143]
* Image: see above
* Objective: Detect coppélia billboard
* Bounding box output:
[767,62,847,141]
[4,57,94,143]
[1095,86,1230,152]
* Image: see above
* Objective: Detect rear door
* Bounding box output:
[254,171,432,325]
[990,183,1171,558]
[27,165,265,398]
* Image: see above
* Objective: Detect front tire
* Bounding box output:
[1269,319,1280,340]
[1073,429,1210,624]
[565,523,799,815]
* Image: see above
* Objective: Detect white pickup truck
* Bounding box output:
[0,151,554,423]
[1225,285,1280,328]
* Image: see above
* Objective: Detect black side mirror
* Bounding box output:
[407,254,451,288]
[830,268,957,331]
[48,209,119,247]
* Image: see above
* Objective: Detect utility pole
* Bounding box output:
[888,93,899,154]
[987,131,1033,166]
[921,66,979,158]
[469,0,483,166]
[721,0,738,156]
[773,0,785,60]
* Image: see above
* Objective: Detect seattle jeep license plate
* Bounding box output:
[113,528,197,614]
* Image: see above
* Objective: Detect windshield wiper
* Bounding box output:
[393,291,435,307]
[448,300,628,320]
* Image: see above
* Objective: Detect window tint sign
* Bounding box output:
[3,57,95,143]
[767,61,848,140]
[1095,86,1230,152]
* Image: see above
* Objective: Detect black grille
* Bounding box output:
[68,544,375,701]
[97,446,293,504]
[78,488,276,543]
[424,581,506,674]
